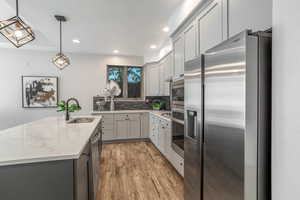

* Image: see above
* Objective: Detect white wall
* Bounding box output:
[0,49,143,130]
[272,0,300,199]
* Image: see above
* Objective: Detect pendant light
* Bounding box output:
[0,0,35,48]
[52,15,70,70]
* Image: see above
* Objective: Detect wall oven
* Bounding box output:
[171,78,184,158]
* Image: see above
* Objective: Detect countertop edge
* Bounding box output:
[0,116,102,167]
[91,110,171,121]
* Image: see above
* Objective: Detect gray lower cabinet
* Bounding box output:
[149,114,158,146]
[149,114,184,177]
[141,112,149,138]
[114,114,141,139]
[115,114,129,139]
[127,114,141,139]
[74,151,90,200]
[101,114,115,141]
[100,113,148,141]
[0,160,74,200]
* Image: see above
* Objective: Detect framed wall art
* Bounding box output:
[22,76,58,108]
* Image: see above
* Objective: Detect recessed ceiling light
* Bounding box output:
[113,50,119,54]
[72,39,80,44]
[150,45,157,49]
[162,26,170,32]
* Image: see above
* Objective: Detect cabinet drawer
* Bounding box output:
[102,129,115,141]
[114,113,141,120]
[114,114,129,120]
[101,114,114,123]
[127,114,141,120]
[170,150,184,177]
[101,123,113,130]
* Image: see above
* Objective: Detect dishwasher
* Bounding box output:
[89,124,102,200]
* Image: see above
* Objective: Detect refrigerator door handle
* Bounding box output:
[186,110,198,140]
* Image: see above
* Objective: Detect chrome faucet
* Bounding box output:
[65,98,80,121]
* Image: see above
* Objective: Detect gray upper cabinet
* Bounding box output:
[146,63,160,96]
[159,60,165,96]
[228,0,272,37]
[184,21,197,61]
[173,35,185,78]
[145,52,172,96]
[163,53,172,95]
[159,53,173,96]
[198,0,228,54]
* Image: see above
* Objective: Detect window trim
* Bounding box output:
[106,65,145,100]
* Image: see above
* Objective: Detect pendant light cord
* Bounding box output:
[60,20,62,54]
[16,0,19,16]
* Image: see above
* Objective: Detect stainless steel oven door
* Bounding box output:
[171,109,185,158]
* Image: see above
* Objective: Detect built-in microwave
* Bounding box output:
[171,78,184,107]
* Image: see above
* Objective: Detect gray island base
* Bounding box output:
[0,116,102,200]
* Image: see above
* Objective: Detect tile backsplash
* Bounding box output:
[93,96,170,111]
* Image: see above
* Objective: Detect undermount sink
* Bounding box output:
[161,112,171,118]
[67,117,95,124]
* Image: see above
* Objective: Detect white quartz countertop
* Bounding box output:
[0,116,101,167]
[92,110,171,121]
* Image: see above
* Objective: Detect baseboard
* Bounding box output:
[102,138,150,144]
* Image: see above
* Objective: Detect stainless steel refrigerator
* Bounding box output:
[184,30,271,200]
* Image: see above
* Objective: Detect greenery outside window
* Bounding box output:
[107,65,144,99]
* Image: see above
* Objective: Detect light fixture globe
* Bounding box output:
[52,53,70,70]
[0,0,35,48]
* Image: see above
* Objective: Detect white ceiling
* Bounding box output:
[0,0,182,56]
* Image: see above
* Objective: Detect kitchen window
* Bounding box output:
[107,65,144,99]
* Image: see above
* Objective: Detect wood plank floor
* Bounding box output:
[97,142,184,200]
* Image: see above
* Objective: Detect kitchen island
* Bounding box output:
[0,116,102,200]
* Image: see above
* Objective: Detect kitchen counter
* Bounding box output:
[92,110,171,121]
[0,116,102,167]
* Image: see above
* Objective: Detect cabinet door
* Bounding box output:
[147,64,160,96]
[157,119,164,154]
[102,130,115,141]
[74,154,90,200]
[164,122,172,161]
[149,115,154,143]
[198,0,228,54]
[228,0,272,37]
[150,115,159,146]
[159,60,165,96]
[127,114,141,139]
[114,114,128,140]
[141,113,149,138]
[163,54,172,96]
[184,21,197,62]
[90,134,100,200]
[173,35,185,78]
